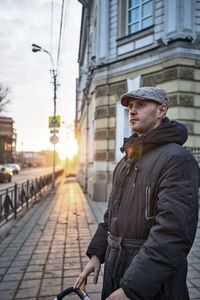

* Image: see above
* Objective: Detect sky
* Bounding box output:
[0,0,82,156]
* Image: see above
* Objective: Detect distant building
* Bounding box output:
[76,0,200,202]
[0,116,16,164]
[16,151,46,168]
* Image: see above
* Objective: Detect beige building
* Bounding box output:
[76,0,200,202]
[0,116,16,164]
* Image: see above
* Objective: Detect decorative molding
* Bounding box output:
[95,106,108,119]
[135,35,154,49]
[95,82,126,99]
[96,85,109,97]
[109,82,127,98]
[94,150,115,161]
[169,93,194,107]
[141,66,195,86]
[95,105,116,119]
[163,0,196,44]
[118,42,134,55]
[117,34,154,55]
[94,129,116,140]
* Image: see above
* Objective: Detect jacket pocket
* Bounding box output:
[145,185,156,221]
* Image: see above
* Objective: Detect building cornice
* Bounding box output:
[91,41,200,83]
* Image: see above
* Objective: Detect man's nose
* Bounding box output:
[129,106,137,114]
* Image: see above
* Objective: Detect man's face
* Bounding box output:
[128,98,165,136]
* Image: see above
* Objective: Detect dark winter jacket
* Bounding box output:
[86,117,200,300]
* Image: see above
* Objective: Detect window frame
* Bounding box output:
[126,0,153,35]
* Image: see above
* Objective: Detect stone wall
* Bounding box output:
[141,62,200,147]
[85,81,126,202]
[85,59,200,201]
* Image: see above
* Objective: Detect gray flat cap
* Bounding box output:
[120,87,169,109]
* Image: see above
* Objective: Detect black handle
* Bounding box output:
[54,287,90,300]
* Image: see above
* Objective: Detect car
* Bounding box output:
[0,165,13,183]
[4,163,20,175]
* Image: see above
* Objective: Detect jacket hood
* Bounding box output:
[121,117,188,158]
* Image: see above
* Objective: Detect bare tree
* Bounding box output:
[0,84,10,113]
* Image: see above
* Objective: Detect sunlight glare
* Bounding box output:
[56,130,78,160]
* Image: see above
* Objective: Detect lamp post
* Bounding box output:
[32,43,57,188]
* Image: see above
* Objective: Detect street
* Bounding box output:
[0,167,53,190]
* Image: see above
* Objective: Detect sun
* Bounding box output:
[56,130,78,160]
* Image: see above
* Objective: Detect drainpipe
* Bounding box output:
[84,5,90,193]
[84,95,89,193]
[77,0,90,193]
[106,66,110,203]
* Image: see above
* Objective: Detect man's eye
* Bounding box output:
[138,103,144,108]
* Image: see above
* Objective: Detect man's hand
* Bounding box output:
[74,255,101,289]
[105,288,130,300]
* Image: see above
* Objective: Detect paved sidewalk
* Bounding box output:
[0,178,199,300]
[0,178,103,300]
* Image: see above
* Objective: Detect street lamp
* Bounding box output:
[32,43,58,188]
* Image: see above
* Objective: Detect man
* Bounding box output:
[74,87,199,300]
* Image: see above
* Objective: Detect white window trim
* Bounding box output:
[116,75,141,162]
[97,0,109,60]
[116,102,132,162]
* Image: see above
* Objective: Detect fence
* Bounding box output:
[0,169,64,227]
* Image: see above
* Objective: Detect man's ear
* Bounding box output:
[158,104,167,119]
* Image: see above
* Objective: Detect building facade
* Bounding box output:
[76,0,200,202]
[0,116,16,164]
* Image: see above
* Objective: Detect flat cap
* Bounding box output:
[120,87,169,109]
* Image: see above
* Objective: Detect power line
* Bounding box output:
[58,0,71,77]
[56,0,65,71]
[50,0,54,66]
[56,0,72,124]
[49,0,72,120]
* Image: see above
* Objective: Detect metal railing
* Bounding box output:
[0,169,64,227]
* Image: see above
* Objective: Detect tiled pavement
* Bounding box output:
[0,177,199,300]
[0,178,103,300]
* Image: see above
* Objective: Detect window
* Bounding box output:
[127,0,153,35]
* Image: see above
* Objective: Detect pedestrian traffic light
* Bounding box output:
[32,44,41,52]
